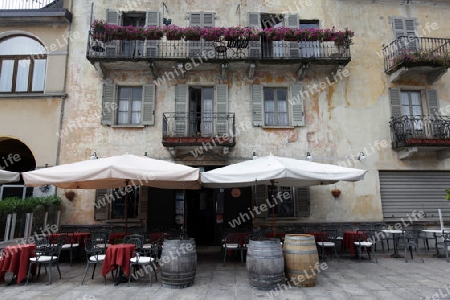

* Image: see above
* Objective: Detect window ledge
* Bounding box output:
[111,125,145,128]
[262,126,295,129]
[0,92,66,98]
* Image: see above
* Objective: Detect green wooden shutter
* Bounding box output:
[145,11,159,27]
[254,185,269,218]
[139,187,149,220]
[101,83,116,125]
[252,85,263,126]
[295,187,310,217]
[175,84,189,136]
[189,12,202,26]
[215,84,228,135]
[94,189,110,221]
[202,12,215,27]
[142,84,155,126]
[426,89,440,117]
[389,88,402,118]
[248,13,261,58]
[290,84,304,126]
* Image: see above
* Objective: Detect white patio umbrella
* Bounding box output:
[201,154,367,234]
[0,169,20,184]
[22,154,201,232]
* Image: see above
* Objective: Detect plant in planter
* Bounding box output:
[144,26,164,40]
[223,26,247,41]
[331,187,341,198]
[164,25,184,40]
[183,26,202,40]
[201,27,225,41]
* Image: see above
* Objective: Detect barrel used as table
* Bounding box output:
[160,238,197,288]
[246,238,285,290]
[283,234,319,287]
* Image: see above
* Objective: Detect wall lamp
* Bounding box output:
[90,152,98,160]
[358,152,366,161]
[306,152,312,161]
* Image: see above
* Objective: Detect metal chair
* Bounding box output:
[352,230,377,263]
[81,238,106,285]
[222,232,246,266]
[398,229,424,263]
[26,241,63,285]
[128,241,158,286]
[55,233,79,266]
[316,229,339,262]
[436,230,450,263]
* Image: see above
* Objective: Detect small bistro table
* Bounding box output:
[101,244,135,285]
[0,244,36,284]
[382,229,403,258]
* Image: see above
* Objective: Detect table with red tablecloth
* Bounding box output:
[0,244,36,284]
[49,232,90,249]
[101,244,135,277]
[108,232,132,245]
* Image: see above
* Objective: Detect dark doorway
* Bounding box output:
[186,189,215,245]
[147,188,176,231]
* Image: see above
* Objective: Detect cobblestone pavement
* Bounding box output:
[0,245,449,300]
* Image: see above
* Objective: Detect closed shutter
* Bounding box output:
[189,12,202,26]
[254,185,269,218]
[426,89,440,116]
[145,11,159,27]
[175,84,189,136]
[251,85,263,126]
[105,10,120,56]
[248,12,261,58]
[202,12,215,27]
[142,84,155,126]
[101,83,116,125]
[106,9,119,25]
[295,187,310,217]
[94,189,110,220]
[290,84,304,126]
[379,171,450,220]
[285,13,300,57]
[138,187,149,220]
[215,84,228,135]
[389,88,402,118]
[393,18,417,50]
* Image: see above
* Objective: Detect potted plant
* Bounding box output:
[331,187,341,198]
[164,25,184,40]
[144,26,163,40]
[183,26,202,41]
[92,19,108,41]
[223,26,246,41]
[201,27,225,41]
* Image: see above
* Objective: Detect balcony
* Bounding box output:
[0,0,72,25]
[86,32,351,78]
[382,37,450,84]
[390,116,450,155]
[162,112,236,148]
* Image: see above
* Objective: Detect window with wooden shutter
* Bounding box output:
[175,84,189,136]
[139,187,149,220]
[290,84,304,126]
[105,10,120,56]
[252,85,263,126]
[215,84,228,135]
[426,89,440,117]
[189,12,215,27]
[295,187,310,217]
[248,12,261,58]
[94,189,111,220]
[101,83,116,126]
[392,17,418,51]
[145,11,159,27]
[254,185,269,218]
[142,84,155,126]
[389,88,402,118]
[285,13,300,57]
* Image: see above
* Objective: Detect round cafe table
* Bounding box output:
[382,229,403,258]
[422,229,449,258]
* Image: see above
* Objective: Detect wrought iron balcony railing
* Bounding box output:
[0,0,63,9]
[162,112,236,146]
[87,32,351,62]
[382,36,450,73]
[390,115,450,149]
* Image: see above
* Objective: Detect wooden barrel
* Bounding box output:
[246,239,285,290]
[160,238,197,288]
[282,234,319,287]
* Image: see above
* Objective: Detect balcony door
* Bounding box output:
[300,21,320,58]
[122,13,146,57]
[189,87,213,136]
[401,90,423,134]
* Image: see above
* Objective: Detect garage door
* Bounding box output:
[379,171,450,220]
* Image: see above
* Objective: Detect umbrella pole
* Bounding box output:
[270,180,275,238]
[125,180,129,233]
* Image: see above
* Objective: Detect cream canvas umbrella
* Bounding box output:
[201,154,367,234]
[22,154,201,232]
[0,169,20,184]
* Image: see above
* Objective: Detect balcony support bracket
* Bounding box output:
[148,62,158,79]
[390,67,409,83]
[248,63,256,79]
[93,62,106,80]
[221,63,228,80]
[397,147,418,159]
[297,63,309,80]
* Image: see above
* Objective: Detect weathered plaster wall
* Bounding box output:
[62,0,450,225]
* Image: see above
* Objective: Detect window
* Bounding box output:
[0,36,46,93]
[101,83,155,126]
[400,91,423,116]
[118,87,142,125]
[94,187,148,221]
[254,185,310,218]
[111,187,139,220]
[392,17,418,51]
[264,88,288,126]
[252,85,304,127]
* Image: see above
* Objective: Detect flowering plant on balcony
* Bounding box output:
[92,19,107,32]
[163,25,184,40]
[263,26,354,44]
[223,27,249,41]
[389,49,450,72]
[144,26,164,40]
[200,27,225,41]
[182,26,202,40]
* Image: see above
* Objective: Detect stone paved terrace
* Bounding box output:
[0,245,449,300]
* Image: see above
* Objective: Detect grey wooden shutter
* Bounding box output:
[248,13,261,58]
[389,88,402,118]
[290,84,305,126]
[285,13,299,57]
[138,187,149,220]
[252,85,263,126]
[393,18,417,50]
[426,89,440,117]
[105,10,120,56]
[101,83,116,125]
[145,11,159,27]
[215,84,228,135]
[295,187,310,217]
[202,12,215,27]
[175,84,189,136]
[106,9,119,25]
[254,185,269,218]
[189,12,202,26]
[142,84,155,126]
[94,189,110,220]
